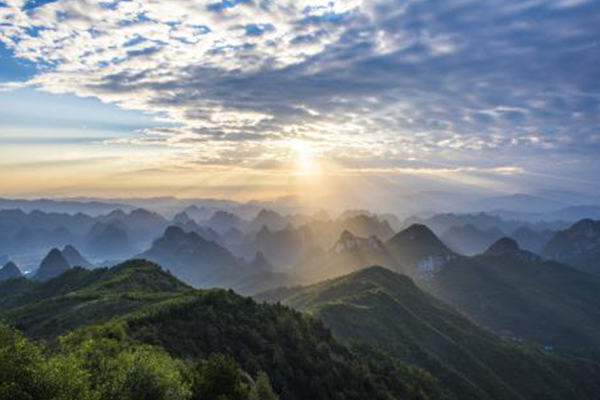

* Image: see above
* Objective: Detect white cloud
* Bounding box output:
[1,0,599,177]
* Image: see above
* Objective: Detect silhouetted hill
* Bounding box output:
[205,211,246,234]
[246,209,289,232]
[542,219,600,274]
[34,248,70,281]
[61,244,93,268]
[249,251,274,270]
[0,261,22,281]
[250,225,314,268]
[293,230,399,284]
[424,251,600,351]
[386,224,455,278]
[441,225,504,255]
[258,266,600,400]
[483,237,540,261]
[510,226,554,253]
[138,226,248,287]
[84,222,136,259]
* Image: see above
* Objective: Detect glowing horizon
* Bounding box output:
[1,0,599,205]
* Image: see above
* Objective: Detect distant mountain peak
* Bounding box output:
[173,211,192,224]
[570,218,599,234]
[164,225,187,239]
[387,224,454,279]
[35,248,70,281]
[0,261,22,281]
[333,230,384,254]
[485,237,520,255]
[484,237,540,262]
[389,224,450,251]
[541,219,600,273]
[62,244,93,268]
[250,251,274,270]
[396,224,438,240]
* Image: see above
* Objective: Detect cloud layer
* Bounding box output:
[1,0,599,184]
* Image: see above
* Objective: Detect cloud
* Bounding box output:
[0,0,599,182]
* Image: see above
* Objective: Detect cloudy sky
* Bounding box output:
[0,0,599,207]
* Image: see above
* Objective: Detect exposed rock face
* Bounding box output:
[334,231,384,254]
[386,224,455,278]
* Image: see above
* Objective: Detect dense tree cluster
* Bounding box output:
[0,323,279,400]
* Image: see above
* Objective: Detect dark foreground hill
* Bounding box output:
[425,238,600,351]
[258,266,600,400]
[0,260,450,400]
[541,219,600,274]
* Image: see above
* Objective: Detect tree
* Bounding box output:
[249,372,279,400]
[191,353,251,400]
[0,323,93,400]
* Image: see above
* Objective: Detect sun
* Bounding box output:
[291,139,319,173]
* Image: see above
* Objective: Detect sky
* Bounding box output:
[0,0,599,208]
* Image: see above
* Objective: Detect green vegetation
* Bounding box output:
[0,260,451,400]
[0,322,283,400]
[259,266,600,400]
[426,253,600,351]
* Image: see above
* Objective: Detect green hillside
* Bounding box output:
[258,266,600,400]
[426,252,600,351]
[0,260,193,340]
[0,260,451,400]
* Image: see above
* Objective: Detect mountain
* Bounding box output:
[249,225,314,268]
[441,224,504,255]
[222,226,245,244]
[138,226,248,287]
[549,205,600,222]
[34,248,70,281]
[0,260,194,339]
[84,222,136,260]
[509,226,554,253]
[205,210,246,234]
[249,251,274,270]
[96,208,168,249]
[182,204,213,222]
[0,260,450,400]
[483,237,540,261]
[172,211,193,225]
[171,216,225,245]
[386,224,455,278]
[61,244,93,268]
[293,230,400,284]
[258,266,600,400]
[0,197,132,215]
[0,261,22,281]
[541,219,600,274]
[246,209,289,232]
[423,243,600,351]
